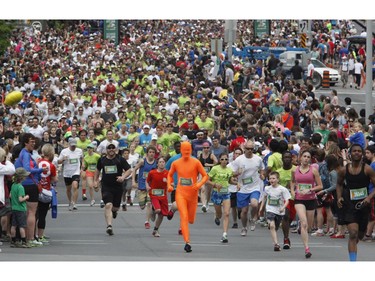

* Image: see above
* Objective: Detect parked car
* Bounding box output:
[310,58,341,87]
[279,51,341,88]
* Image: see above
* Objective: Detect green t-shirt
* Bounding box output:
[267,152,283,172]
[10,183,27,212]
[314,129,330,145]
[77,139,92,155]
[127,132,140,143]
[178,96,191,107]
[84,152,101,172]
[276,166,296,191]
[208,165,233,193]
[159,133,181,155]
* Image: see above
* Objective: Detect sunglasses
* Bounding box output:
[203,147,210,149]
[220,158,228,161]
[244,147,254,150]
[107,147,116,150]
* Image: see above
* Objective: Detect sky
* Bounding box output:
[2,1,374,20]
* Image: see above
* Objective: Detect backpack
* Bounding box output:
[318,161,330,190]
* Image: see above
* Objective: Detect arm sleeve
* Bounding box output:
[325,170,337,194]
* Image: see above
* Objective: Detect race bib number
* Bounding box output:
[151,189,165,196]
[180,178,192,186]
[143,172,149,179]
[350,187,368,201]
[104,165,118,174]
[242,177,253,185]
[89,164,97,171]
[268,196,280,206]
[298,184,312,192]
[69,158,78,164]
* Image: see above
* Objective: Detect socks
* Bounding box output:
[349,252,357,262]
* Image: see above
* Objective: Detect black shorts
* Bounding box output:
[294,199,317,211]
[170,190,176,203]
[23,184,39,202]
[230,192,237,208]
[338,201,370,233]
[11,210,27,228]
[64,175,80,186]
[266,212,283,231]
[102,186,123,208]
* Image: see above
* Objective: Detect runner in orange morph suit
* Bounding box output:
[167,141,208,252]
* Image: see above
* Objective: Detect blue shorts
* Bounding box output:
[236,191,261,208]
[211,190,230,205]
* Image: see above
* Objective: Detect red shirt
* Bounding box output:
[229,136,246,152]
[38,159,57,190]
[146,169,168,199]
[282,112,294,130]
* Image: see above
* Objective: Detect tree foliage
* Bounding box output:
[0,21,15,55]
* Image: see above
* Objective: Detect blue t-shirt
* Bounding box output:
[369,162,375,194]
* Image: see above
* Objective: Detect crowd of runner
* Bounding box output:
[0,19,375,259]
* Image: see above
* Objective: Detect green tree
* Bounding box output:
[0,21,15,55]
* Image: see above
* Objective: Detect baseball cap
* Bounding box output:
[143,125,150,129]
[275,98,280,102]
[107,143,116,149]
[68,138,77,146]
[151,134,158,140]
[306,96,313,102]
[87,142,96,149]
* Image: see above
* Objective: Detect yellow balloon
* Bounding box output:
[4,91,23,106]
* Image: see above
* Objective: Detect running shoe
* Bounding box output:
[232,223,238,229]
[90,200,96,207]
[250,220,256,231]
[112,211,118,219]
[167,210,175,220]
[214,217,220,226]
[330,234,345,239]
[68,202,73,211]
[100,200,105,208]
[82,194,87,201]
[152,230,160,237]
[201,205,207,213]
[283,238,291,250]
[240,227,247,237]
[21,242,31,248]
[122,203,127,211]
[10,241,20,248]
[311,230,325,237]
[178,228,182,235]
[106,225,114,236]
[29,239,43,247]
[38,236,49,245]
[184,243,192,252]
[274,244,281,252]
[221,233,228,243]
[144,221,150,229]
[305,247,312,259]
[362,235,373,242]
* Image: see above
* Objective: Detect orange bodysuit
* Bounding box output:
[167,141,208,252]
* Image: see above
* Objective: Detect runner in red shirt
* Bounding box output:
[146,156,169,237]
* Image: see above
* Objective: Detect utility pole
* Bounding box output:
[225,20,237,62]
[366,20,373,121]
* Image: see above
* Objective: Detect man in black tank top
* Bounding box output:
[336,144,375,261]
